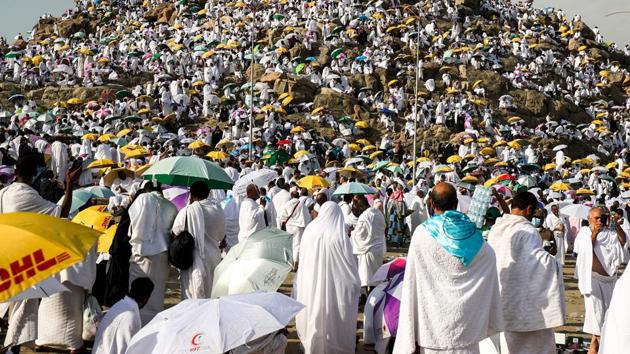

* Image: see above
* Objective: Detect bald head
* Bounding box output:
[429,182,458,213]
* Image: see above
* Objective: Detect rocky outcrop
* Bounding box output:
[313,88,359,117]
[144,3,177,24]
[274,77,319,104]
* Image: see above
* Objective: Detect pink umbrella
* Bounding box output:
[370,257,406,283]
[162,186,189,210]
[95,108,112,119]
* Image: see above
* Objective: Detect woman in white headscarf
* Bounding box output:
[293,201,361,354]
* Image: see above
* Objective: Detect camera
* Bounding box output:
[600,214,609,227]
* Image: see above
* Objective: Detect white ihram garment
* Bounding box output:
[351,207,386,287]
[393,227,503,354]
[574,227,624,335]
[92,296,141,354]
[599,270,630,353]
[487,214,565,354]
[279,198,311,261]
[127,191,177,325]
[238,198,266,243]
[172,199,225,299]
[294,202,360,354]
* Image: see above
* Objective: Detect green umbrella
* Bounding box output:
[110,137,128,147]
[116,90,133,99]
[124,115,142,123]
[211,227,293,298]
[338,115,352,124]
[151,53,162,60]
[4,52,20,59]
[142,156,234,189]
[386,165,404,174]
[372,160,390,171]
[58,190,93,215]
[295,63,306,74]
[263,150,290,166]
[272,13,285,20]
[331,48,344,59]
[104,115,122,123]
[333,182,377,196]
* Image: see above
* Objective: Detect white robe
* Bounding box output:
[544,212,568,265]
[393,227,503,354]
[294,202,360,354]
[222,196,240,249]
[0,183,61,348]
[92,296,141,354]
[272,189,291,226]
[237,198,266,243]
[487,214,565,354]
[172,199,225,299]
[599,270,630,353]
[51,141,69,183]
[280,198,311,261]
[351,207,386,286]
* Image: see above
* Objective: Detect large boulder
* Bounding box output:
[547,99,590,125]
[510,89,547,117]
[56,13,97,38]
[572,21,596,41]
[274,77,319,104]
[144,3,176,24]
[313,88,359,117]
[460,67,506,96]
[245,64,265,83]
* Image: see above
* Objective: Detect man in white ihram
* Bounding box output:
[574,207,626,354]
[92,277,154,354]
[238,184,266,242]
[172,181,225,299]
[0,155,80,354]
[487,192,565,354]
[394,182,502,354]
[350,195,386,290]
[544,203,569,265]
[279,191,311,265]
[127,181,177,325]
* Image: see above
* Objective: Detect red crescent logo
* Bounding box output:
[191,333,203,346]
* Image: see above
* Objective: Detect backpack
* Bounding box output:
[168,210,195,270]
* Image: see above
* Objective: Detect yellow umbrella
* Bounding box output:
[575,188,593,196]
[362,145,377,152]
[281,95,294,106]
[338,167,362,177]
[507,141,521,150]
[495,161,509,167]
[290,126,305,133]
[116,128,133,137]
[591,120,604,125]
[278,92,291,100]
[132,164,152,176]
[123,147,150,159]
[294,150,310,159]
[216,139,235,148]
[579,168,591,175]
[493,141,507,148]
[462,175,479,184]
[261,104,274,112]
[370,151,383,159]
[543,163,557,171]
[446,155,462,163]
[355,139,371,145]
[311,107,324,115]
[137,108,151,115]
[67,98,83,105]
[72,209,113,232]
[188,141,207,150]
[483,158,499,166]
[348,143,360,152]
[298,175,330,190]
[606,161,618,170]
[550,181,570,192]
[87,159,118,169]
[435,166,454,173]
[507,116,523,124]
[82,133,99,141]
[483,178,497,187]
[417,157,432,163]
[355,121,369,129]
[98,133,115,142]
[0,213,102,302]
[480,147,494,156]
[206,151,229,160]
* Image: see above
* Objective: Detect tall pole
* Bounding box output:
[412,21,420,186]
[249,26,255,159]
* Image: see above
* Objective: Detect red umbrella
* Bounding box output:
[276,139,292,146]
[496,173,516,181]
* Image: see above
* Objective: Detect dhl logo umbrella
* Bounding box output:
[0,213,101,302]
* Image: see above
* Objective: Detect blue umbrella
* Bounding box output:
[333,182,377,196]
[379,108,395,115]
[355,55,368,62]
[79,186,115,198]
[358,15,368,21]
[305,56,317,62]
[58,190,93,215]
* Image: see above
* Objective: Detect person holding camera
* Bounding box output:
[574,207,627,354]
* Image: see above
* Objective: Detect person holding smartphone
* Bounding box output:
[574,207,627,354]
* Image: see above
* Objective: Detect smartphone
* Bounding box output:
[600,214,609,227]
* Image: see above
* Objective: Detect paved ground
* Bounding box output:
[9,247,590,353]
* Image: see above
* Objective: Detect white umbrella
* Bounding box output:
[126,292,304,354]
[560,204,591,219]
[517,175,536,188]
[553,144,567,151]
[344,157,365,166]
[332,138,348,146]
[212,228,292,298]
[232,169,278,197]
[6,277,69,302]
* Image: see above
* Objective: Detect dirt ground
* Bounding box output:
[13,247,589,353]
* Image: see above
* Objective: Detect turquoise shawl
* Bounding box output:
[421,210,484,267]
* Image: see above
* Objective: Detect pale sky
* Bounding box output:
[0,0,628,45]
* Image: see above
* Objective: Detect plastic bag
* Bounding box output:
[82,293,102,341]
